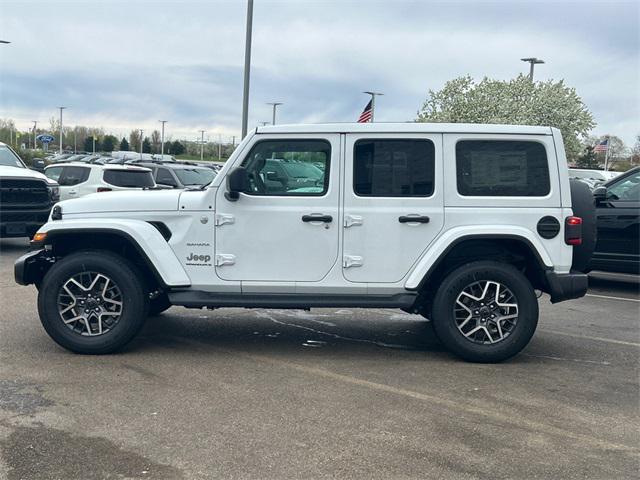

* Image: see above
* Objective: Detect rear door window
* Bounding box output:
[58,166,90,186]
[456,140,550,196]
[103,169,155,188]
[353,139,435,197]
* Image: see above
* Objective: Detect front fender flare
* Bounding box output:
[35,219,191,287]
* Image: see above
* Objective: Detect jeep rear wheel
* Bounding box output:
[431,261,538,362]
[37,250,148,354]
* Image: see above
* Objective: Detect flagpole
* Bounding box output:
[363,91,383,122]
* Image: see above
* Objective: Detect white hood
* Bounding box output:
[0,165,53,183]
[59,189,183,214]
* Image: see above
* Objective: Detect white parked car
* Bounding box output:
[44,163,155,200]
[568,169,609,189]
[16,123,596,363]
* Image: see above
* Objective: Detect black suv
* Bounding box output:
[591,166,640,274]
[0,143,59,238]
[135,161,217,188]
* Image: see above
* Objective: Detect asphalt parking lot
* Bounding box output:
[0,238,638,480]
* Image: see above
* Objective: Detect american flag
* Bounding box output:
[357,100,373,123]
[593,139,609,153]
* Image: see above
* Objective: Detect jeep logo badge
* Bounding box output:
[186,253,211,264]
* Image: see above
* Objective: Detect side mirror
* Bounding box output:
[592,186,607,204]
[225,167,250,201]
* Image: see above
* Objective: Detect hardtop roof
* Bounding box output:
[256,122,553,135]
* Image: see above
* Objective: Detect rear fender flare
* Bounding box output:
[405,226,553,290]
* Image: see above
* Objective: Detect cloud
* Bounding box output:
[0,0,637,144]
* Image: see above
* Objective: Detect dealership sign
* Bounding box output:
[36,134,55,144]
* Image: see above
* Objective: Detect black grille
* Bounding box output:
[0,178,51,209]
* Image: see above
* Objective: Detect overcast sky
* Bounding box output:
[1,0,638,145]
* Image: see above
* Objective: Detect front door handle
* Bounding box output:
[399,215,430,224]
[302,214,333,223]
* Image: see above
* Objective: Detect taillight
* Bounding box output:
[97,187,112,192]
[565,216,582,245]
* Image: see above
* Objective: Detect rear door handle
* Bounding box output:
[302,214,333,223]
[398,215,430,224]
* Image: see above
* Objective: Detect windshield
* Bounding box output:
[174,168,216,186]
[103,169,155,188]
[0,145,26,168]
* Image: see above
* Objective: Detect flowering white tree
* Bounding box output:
[416,75,595,161]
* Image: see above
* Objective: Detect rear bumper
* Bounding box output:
[545,270,588,303]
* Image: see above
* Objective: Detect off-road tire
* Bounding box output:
[569,179,597,272]
[431,261,538,363]
[37,250,148,354]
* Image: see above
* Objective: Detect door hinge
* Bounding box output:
[343,255,364,268]
[344,215,363,228]
[215,213,235,226]
[215,254,236,266]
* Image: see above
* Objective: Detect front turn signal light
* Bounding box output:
[32,232,47,243]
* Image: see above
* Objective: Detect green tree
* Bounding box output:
[171,140,185,155]
[151,130,161,154]
[417,74,595,162]
[102,134,117,152]
[142,137,151,153]
[119,137,129,151]
[576,145,598,169]
[129,130,141,152]
[83,136,100,152]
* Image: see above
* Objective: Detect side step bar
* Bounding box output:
[167,290,417,310]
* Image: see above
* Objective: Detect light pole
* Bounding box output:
[58,106,66,154]
[139,129,144,159]
[266,102,283,125]
[159,120,167,157]
[363,91,384,122]
[32,121,38,150]
[218,134,222,160]
[241,0,254,139]
[74,130,77,153]
[521,57,545,81]
[92,136,96,154]
[200,130,205,160]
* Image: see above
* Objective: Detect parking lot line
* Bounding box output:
[541,329,640,347]
[233,349,637,453]
[585,293,640,302]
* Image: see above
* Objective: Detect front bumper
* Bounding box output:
[545,270,588,303]
[0,207,52,238]
[14,249,49,286]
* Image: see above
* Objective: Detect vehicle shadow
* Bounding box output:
[129,309,448,359]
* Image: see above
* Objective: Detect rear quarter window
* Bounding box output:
[456,140,550,196]
[103,169,155,188]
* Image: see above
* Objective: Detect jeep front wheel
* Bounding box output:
[431,261,538,363]
[37,250,148,354]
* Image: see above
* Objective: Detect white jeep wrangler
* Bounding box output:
[15,123,596,362]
